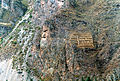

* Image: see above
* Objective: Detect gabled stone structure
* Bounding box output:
[69,32,94,48]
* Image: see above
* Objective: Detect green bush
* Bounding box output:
[69,0,78,8]
[12,40,17,44]
[81,77,96,81]
[0,38,3,44]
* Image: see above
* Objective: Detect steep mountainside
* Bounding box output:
[0,0,120,81]
[0,0,28,37]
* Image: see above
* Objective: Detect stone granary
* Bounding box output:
[40,25,51,48]
[69,31,94,48]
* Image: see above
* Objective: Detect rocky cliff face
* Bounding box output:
[0,0,28,37]
[0,0,120,81]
